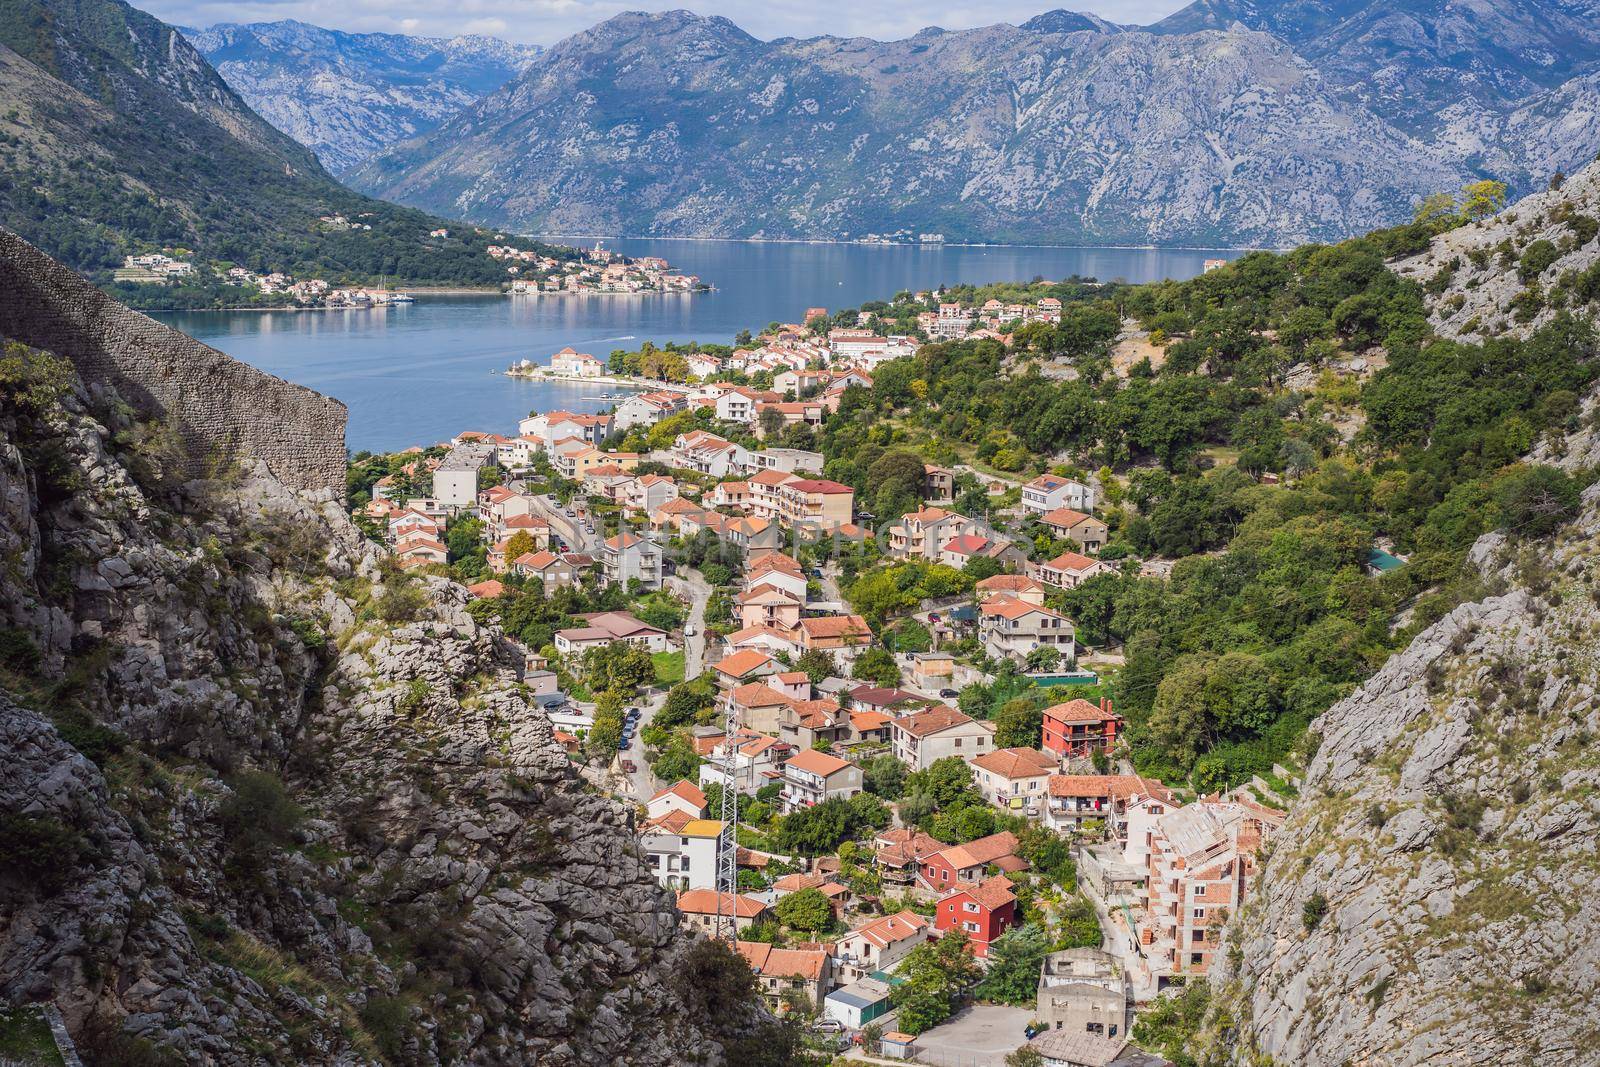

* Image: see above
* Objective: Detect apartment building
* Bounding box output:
[779,748,862,813]
[1139,801,1281,979]
[979,596,1076,663]
[1041,698,1123,759]
[601,532,663,589]
[890,705,994,771]
[1021,474,1094,514]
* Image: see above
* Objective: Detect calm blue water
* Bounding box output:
[158,239,1237,453]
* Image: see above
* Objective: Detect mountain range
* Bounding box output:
[184,21,542,173]
[338,2,1600,246]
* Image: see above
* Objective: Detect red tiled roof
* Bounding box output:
[650,780,707,809]
[847,909,929,949]
[785,748,851,777]
[730,682,795,708]
[970,747,1056,779]
[714,650,776,679]
[677,890,768,918]
[931,831,1020,872]
[1043,698,1119,724]
[892,705,973,738]
[735,942,827,981]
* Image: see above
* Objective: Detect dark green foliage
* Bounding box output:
[0,814,92,895]
[217,770,303,879]
[774,793,887,855]
[358,996,411,1061]
[975,924,1050,1005]
[1518,240,1559,282]
[1131,981,1212,1067]
[891,931,982,1034]
[1492,465,1582,538]
[774,887,833,932]
[1302,891,1329,931]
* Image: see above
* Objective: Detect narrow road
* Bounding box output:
[667,569,712,681]
[524,491,601,555]
[623,687,668,802]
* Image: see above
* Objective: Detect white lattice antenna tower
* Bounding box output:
[713,692,740,942]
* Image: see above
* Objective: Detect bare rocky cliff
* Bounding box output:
[1220,485,1600,1062]
[0,235,768,1064]
[1212,185,1600,1063]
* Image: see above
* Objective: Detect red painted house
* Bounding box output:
[1041,697,1124,759]
[935,876,1019,958]
[917,831,1025,893]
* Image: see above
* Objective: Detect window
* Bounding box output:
[1193,908,1205,918]
[1193,884,1205,897]
[964,902,980,914]
[1190,952,1203,966]
[1192,930,1205,943]
[964,922,979,933]
[954,738,962,749]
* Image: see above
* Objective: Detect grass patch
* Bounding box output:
[0,1005,65,1067]
[652,650,686,686]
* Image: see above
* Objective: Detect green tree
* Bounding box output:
[1492,465,1580,537]
[852,647,902,687]
[891,930,982,1034]
[976,924,1050,1006]
[794,649,838,684]
[1460,179,1508,221]
[774,887,833,932]
[863,754,907,800]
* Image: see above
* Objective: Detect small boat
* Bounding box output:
[389,292,415,303]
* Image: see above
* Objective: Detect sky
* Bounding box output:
[137,0,1194,46]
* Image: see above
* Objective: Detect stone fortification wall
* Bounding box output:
[0,228,346,492]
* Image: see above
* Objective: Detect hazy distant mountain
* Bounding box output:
[186,20,542,172]
[1152,0,1600,131]
[349,4,1600,246]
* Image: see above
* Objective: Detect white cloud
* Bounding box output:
[139,0,1193,45]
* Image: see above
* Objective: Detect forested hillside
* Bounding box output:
[0,0,564,303]
[803,176,1598,789]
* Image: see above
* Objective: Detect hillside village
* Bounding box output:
[348,285,1321,1064]
[341,173,1600,1060]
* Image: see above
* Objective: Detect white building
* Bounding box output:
[1021,474,1095,515]
[889,705,994,771]
[432,442,495,511]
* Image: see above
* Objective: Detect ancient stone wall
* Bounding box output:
[0,228,346,492]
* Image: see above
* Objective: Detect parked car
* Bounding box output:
[811,1019,843,1034]
[621,759,637,773]
[939,688,960,698]
[683,625,697,637]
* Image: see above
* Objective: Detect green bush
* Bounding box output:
[0,814,91,895]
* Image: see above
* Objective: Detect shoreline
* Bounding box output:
[531,233,1273,254]
[505,369,659,390]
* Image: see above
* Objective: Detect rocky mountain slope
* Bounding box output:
[0,227,775,1064]
[0,0,521,285]
[1391,162,1600,340]
[350,2,1600,246]
[1212,170,1600,1064]
[185,22,541,173]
